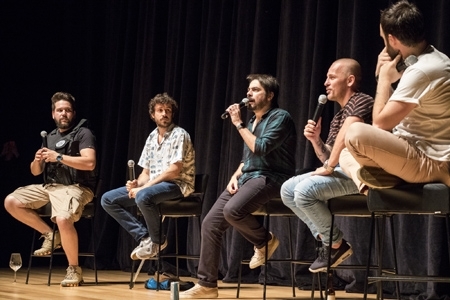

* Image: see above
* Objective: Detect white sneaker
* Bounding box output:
[179,283,218,299]
[136,238,168,260]
[249,232,280,269]
[130,237,151,260]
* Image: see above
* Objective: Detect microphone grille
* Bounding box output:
[405,55,418,67]
[40,131,47,137]
[127,160,135,167]
[242,98,250,104]
[318,94,328,104]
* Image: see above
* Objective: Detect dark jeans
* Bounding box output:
[197,176,280,287]
[101,182,183,243]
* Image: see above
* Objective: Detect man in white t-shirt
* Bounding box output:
[341,0,450,191]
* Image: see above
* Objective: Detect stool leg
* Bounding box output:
[325,214,335,300]
[129,259,136,289]
[47,223,57,286]
[90,217,98,284]
[446,215,450,268]
[388,216,400,300]
[263,214,269,300]
[363,213,375,300]
[26,229,38,284]
[236,260,243,298]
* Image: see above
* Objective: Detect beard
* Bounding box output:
[386,40,399,60]
[155,117,172,128]
[55,118,73,130]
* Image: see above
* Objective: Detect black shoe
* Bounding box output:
[309,239,353,273]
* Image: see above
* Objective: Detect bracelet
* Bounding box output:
[323,159,335,173]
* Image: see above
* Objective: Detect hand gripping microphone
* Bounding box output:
[40,131,48,147]
[312,94,328,124]
[221,98,250,119]
[128,160,135,181]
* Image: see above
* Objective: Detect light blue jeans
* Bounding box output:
[280,167,359,245]
[101,182,182,243]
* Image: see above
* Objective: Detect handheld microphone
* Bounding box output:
[312,94,328,124]
[40,131,48,148]
[396,55,418,72]
[128,160,135,181]
[221,98,250,119]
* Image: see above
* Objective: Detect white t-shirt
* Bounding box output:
[391,45,450,161]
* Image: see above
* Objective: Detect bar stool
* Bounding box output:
[129,174,209,289]
[236,197,321,300]
[25,201,98,285]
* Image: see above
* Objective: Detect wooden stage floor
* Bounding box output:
[0,267,376,299]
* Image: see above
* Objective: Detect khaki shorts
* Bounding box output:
[11,183,94,222]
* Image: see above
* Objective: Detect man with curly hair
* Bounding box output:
[101,93,195,260]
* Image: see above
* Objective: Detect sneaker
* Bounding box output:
[130,237,151,260]
[61,265,83,287]
[33,231,62,256]
[179,283,218,299]
[357,167,404,189]
[249,232,280,269]
[309,239,353,273]
[136,238,168,260]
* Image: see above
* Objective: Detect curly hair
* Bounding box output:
[148,92,179,118]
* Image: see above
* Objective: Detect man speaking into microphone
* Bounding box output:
[280,58,374,272]
[181,74,296,298]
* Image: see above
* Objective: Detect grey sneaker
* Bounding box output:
[130,237,151,260]
[179,283,218,299]
[33,231,62,256]
[309,239,353,273]
[136,238,168,260]
[249,232,280,269]
[61,265,83,287]
[357,167,404,189]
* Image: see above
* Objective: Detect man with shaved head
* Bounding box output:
[281,58,374,272]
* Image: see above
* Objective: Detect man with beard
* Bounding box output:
[180,74,296,298]
[4,92,97,286]
[280,58,374,273]
[101,93,195,261]
[341,0,450,192]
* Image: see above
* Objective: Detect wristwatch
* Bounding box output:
[236,123,245,130]
[56,154,63,163]
[323,159,335,173]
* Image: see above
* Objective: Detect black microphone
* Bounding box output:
[128,160,135,181]
[396,55,418,72]
[40,131,48,148]
[312,94,328,124]
[221,98,250,119]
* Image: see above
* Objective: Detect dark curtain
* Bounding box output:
[1,0,450,298]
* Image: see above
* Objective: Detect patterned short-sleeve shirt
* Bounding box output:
[138,123,195,196]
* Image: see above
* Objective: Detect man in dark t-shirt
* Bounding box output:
[4,92,97,287]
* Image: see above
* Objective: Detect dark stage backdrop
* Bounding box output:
[1,0,450,298]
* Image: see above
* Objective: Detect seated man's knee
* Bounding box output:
[280,180,294,204]
[345,122,366,148]
[55,215,75,230]
[222,203,242,224]
[4,195,20,212]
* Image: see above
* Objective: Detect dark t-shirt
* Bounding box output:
[45,124,97,191]
[325,92,374,147]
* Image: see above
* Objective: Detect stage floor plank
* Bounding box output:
[0,267,376,299]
